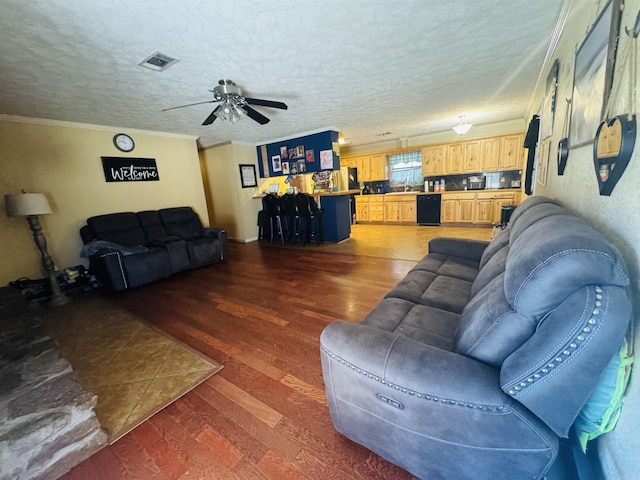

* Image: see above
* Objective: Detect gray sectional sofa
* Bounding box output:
[320,195,632,480]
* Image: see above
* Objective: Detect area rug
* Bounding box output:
[39,294,222,443]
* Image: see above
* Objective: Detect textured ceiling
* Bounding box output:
[0,1,564,149]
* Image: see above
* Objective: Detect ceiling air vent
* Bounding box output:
[138,52,180,72]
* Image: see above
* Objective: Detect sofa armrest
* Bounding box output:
[428,237,489,262]
[321,321,505,406]
[88,249,128,291]
[201,227,228,259]
[320,321,558,478]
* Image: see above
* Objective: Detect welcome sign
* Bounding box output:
[101,157,160,182]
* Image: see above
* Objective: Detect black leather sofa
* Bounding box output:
[80,207,227,291]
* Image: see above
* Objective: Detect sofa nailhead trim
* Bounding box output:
[505,285,603,397]
[322,348,503,411]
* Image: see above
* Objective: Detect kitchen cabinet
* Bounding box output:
[368,196,385,222]
[422,145,445,176]
[356,156,371,182]
[369,153,388,181]
[463,141,481,173]
[355,196,369,222]
[446,144,464,173]
[441,198,457,223]
[501,134,525,170]
[480,137,501,171]
[383,194,416,223]
[384,201,399,222]
[354,154,388,182]
[442,191,518,225]
[400,201,416,223]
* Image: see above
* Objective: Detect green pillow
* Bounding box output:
[573,334,633,452]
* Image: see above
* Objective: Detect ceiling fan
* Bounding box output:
[163,79,288,126]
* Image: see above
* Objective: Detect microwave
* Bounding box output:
[468,175,486,190]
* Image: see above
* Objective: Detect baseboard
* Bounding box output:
[230,237,259,243]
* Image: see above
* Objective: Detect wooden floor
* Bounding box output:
[61,228,486,479]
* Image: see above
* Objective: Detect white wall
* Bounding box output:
[0,116,207,285]
[525,1,640,477]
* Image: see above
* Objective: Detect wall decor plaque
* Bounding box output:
[101,157,159,182]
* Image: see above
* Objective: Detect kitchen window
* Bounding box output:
[388,151,422,189]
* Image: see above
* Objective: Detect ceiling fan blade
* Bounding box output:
[245,97,288,110]
[162,100,216,112]
[242,105,270,125]
[202,105,222,125]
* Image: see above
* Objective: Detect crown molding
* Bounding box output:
[0,114,198,140]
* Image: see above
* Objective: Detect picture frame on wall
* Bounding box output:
[568,0,622,149]
[272,154,282,172]
[282,161,290,174]
[239,164,257,188]
[541,59,559,140]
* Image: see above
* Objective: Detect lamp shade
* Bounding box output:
[5,192,52,217]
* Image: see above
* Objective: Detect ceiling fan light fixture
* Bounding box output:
[453,115,472,135]
[214,100,243,123]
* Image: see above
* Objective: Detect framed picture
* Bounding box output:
[320,149,333,169]
[306,149,315,163]
[297,159,306,173]
[239,164,257,188]
[280,146,288,159]
[288,148,296,159]
[272,155,282,172]
[568,0,622,149]
[540,59,559,140]
[282,161,290,174]
[537,141,551,187]
[295,145,305,158]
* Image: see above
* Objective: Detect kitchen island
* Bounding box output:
[314,190,359,243]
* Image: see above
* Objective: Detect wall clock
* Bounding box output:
[113,133,135,152]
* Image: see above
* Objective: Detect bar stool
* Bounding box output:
[282,193,305,244]
[297,193,323,246]
[261,194,285,243]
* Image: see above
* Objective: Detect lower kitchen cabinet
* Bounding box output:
[442,191,518,225]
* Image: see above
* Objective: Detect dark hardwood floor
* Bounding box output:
[61,242,419,480]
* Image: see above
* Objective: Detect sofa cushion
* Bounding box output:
[159,207,204,240]
[411,253,480,282]
[455,273,535,366]
[361,297,461,350]
[137,210,171,243]
[386,270,473,314]
[479,227,510,270]
[87,212,147,246]
[505,215,629,319]
[471,246,508,297]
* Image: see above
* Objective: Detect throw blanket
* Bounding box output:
[80,240,148,257]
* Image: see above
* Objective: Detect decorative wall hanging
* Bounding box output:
[558,98,572,175]
[306,149,315,163]
[569,0,622,149]
[593,8,639,196]
[320,150,333,169]
[271,155,282,172]
[239,164,257,188]
[541,59,559,139]
[101,157,159,182]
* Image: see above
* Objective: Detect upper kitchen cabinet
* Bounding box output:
[446,143,464,173]
[369,153,388,181]
[480,137,501,170]
[422,145,445,175]
[463,141,481,173]
[501,134,525,170]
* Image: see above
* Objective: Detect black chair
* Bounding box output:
[282,193,307,244]
[297,193,323,246]
[261,194,285,243]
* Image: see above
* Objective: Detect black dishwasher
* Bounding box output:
[417,194,441,225]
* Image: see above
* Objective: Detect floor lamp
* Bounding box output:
[5,191,70,307]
